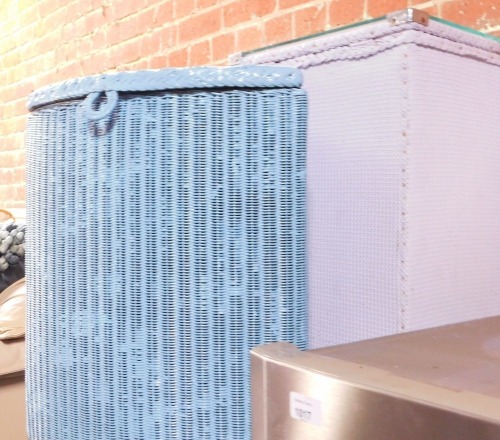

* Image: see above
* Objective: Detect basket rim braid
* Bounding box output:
[27,66,303,111]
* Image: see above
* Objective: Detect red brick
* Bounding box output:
[224,0,276,28]
[442,0,500,30]
[67,0,88,19]
[32,69,56,89]
[86,52,114,73]
[328,0,364,27]
[17,6,37,29]
[60,21,78,42]
[158,26,176,50]
[149,55,169,69]
[2,51,20,71]
[106,22,122,46]
[75,0,94,18]
[13,149,26,166]
[197,0,218,10]
[0,115,26,137]
[174,0,196,20]
[113,38,143,64]
[38,29,62,54]
[367,0,409,18]
[54,43,69,64]
[168,47,189,67]
[115,8,156,43]
[3,103,23,122]
[101,0,144,22]
[128,58,150,70]
[92,26,108,49]
[212,33,236,61]
[189,39,211,65]
[58,2,81,31]
[154,1,174,24]
[265,13,293,46]
[179,8,221,42]
[237,25,264,53]
[141,30,164,54]
[85,8,108,32]
[19,23,37,45]
[279,0,314,9]
[80,55,101,76]
[0,153,13,169]
[67,40,85,62]
[0,132,9,152]
[16,169,26,186]
[15,185,26,203]
[0,10,13,32]
[41,51,57,72]
[294,3,327,38]
[0,22,13,43]
[53,63,83,82]
[19,40,43,62]
[0,81,33,102]
[14,168,25,183]
[14,58,42,84]
[34,19,47,39]
[409,2,439,16]
[9,170,19,185]
[37,0,62,19]
[91,0,107,9]
[138,8,158,32]
[118,19,141,42]
[0,187,9,202]
[45,3,72,35]
[4,69,16,86]
[2,170,14,185]
[74,37,92,58]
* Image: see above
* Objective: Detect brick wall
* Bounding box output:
[1,0,499,208]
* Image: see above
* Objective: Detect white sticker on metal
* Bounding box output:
[289,391,323,426]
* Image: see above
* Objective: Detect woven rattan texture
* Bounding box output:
[243,19,500,349]
[27,66,303,111]
[26,85,307,440]
[241,20,500,68]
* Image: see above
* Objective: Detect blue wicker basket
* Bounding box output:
[25,66,307,440]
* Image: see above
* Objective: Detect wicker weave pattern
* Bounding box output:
[26,73,307,440]
[242,18,500,349]
[27,66,303,111]
[242,21,500,68]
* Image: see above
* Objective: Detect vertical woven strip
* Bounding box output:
[26,86,307,440]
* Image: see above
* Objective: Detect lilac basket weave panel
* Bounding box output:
[404,44,500,330]
[25,68,307,440]
[242,19,500,348]
[301,48,407,348]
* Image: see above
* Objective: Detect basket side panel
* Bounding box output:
[25,88,307,440]
[406,43,500,329]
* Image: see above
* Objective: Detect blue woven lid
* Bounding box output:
[27,66,303,111]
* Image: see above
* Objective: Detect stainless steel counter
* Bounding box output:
[251,316,500,439]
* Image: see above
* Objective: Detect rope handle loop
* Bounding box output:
[83,91,119,121]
